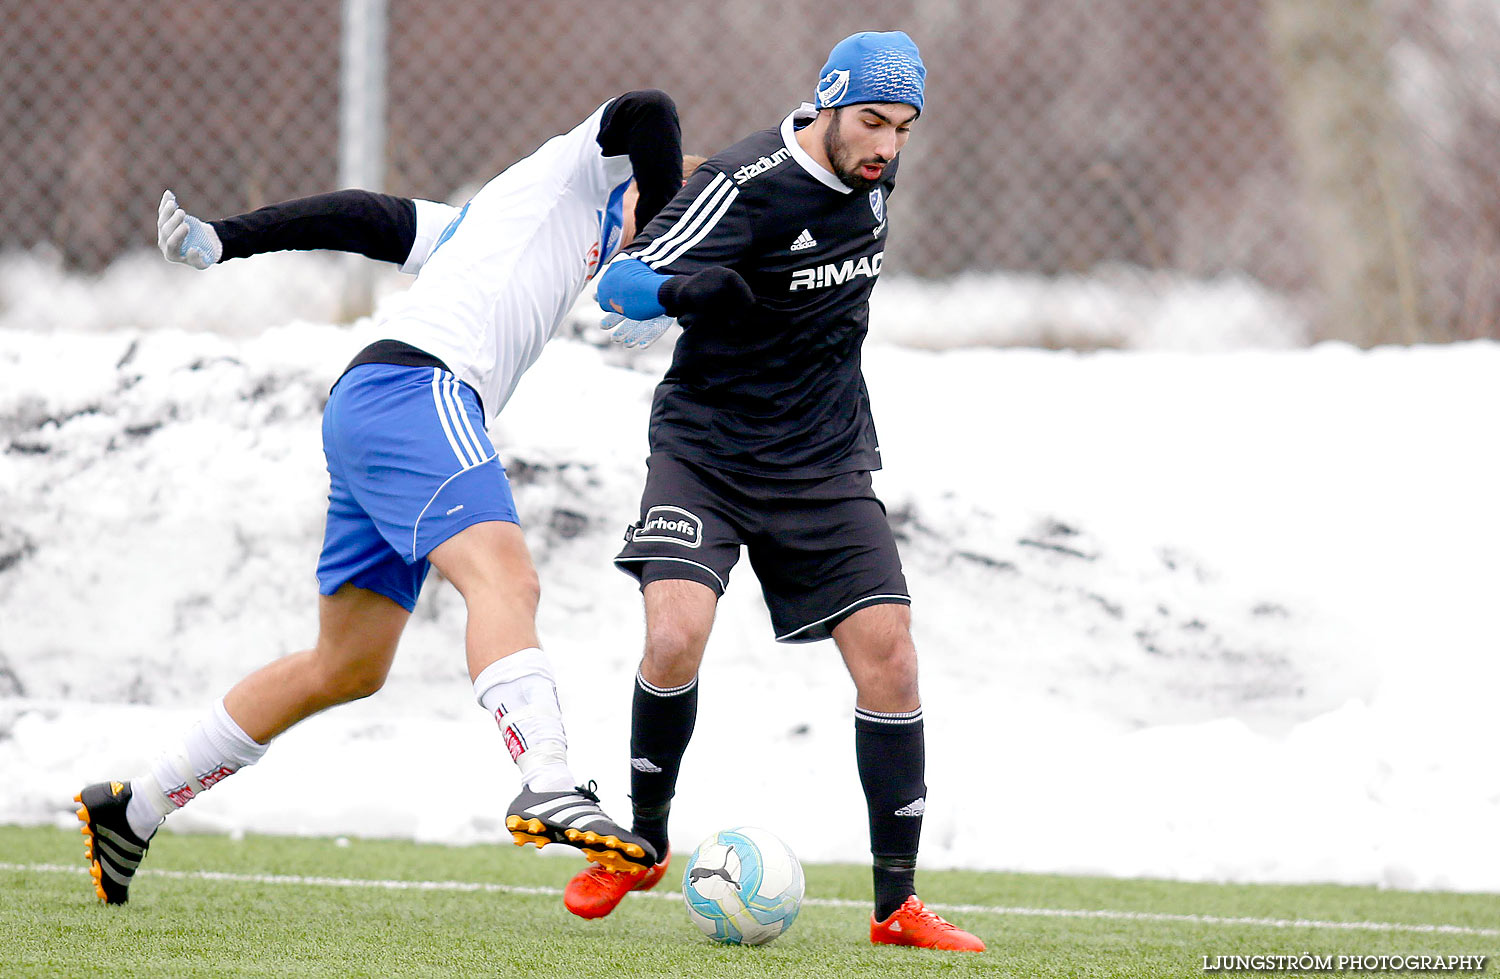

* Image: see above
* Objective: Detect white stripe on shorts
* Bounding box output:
[441,375,484,466]
[447,376,487,464]
[774,594,912,643]
[430,368,479,469]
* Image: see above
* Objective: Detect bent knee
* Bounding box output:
[459,565,541,613]
[309,655,390,704]
[513,568,541,610]
[848,641,920,708]
[647,615,710,656]
[642,626,708,686]
[332,670,388,703]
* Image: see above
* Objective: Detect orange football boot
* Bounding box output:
[564,847,671,919]
[870,895,986,952]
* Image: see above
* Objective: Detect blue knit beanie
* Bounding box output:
[815,31,926,113]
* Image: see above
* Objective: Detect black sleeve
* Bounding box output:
[624,165,753,275]
[211,190,418,265]
[597,89,683,232]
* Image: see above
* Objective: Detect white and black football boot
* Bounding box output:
[74,781,152,905]
[505,780,657,875]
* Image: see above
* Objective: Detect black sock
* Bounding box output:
[855,705,926,921]
[629,672,698,858]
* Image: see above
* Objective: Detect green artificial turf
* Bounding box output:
[2,824,1495,977]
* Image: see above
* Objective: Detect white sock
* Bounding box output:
[125,699,268,840]
[473,647,574,793]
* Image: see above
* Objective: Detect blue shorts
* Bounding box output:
[316,363,519,611]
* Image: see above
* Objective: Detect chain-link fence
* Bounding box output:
[2,0,1497,344]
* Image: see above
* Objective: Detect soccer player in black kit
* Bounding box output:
[568,31,985,952]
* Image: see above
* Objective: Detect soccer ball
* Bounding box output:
[681,826,805,946]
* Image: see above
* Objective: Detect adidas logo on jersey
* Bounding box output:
[894,796,926,817]
[789,229,818,252]
[732,148,791,185]
[789,251,884,291]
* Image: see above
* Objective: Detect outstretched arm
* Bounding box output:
[157,189,457,272]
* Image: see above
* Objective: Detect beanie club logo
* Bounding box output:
[817,68,850,108]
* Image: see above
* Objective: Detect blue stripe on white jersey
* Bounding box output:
[427,201,471,261]
[597,178,631,267]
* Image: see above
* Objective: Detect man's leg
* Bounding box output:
[77,585,409,904]
[566,453,741,915]
[224,585,411,742]
[632,577,717,851]
[564,576,717,918]
[429,519,655,872]
[832,602,923,916]
[426,519,540,681]
[834,602,984,952]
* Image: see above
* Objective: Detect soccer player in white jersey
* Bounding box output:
[74,90,686,905]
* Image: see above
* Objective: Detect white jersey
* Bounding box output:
[380,100,635,423]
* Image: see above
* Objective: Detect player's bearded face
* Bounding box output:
[823,107,908,192]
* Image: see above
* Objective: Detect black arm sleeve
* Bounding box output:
[597,89,683,232]
[211,190,418,265]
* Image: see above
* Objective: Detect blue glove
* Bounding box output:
[157,190,222,269]
[601,311,676,349]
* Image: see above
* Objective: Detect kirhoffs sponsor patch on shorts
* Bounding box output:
[630,505,703,547]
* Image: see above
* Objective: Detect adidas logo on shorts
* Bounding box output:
[789,228,818,252]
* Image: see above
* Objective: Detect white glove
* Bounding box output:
[157,190,222,269]
[601,311,676,349]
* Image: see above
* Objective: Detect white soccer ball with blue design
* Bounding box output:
[681,826,805,945]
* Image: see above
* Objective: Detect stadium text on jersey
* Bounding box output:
[731,148,791,185]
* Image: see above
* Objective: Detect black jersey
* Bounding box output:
[623,104,899,479]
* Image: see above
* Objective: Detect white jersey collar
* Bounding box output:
[781,102,852,194]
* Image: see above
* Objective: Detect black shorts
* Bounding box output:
[615,453,910,643]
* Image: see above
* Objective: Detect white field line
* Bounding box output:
[5,862,1497,938]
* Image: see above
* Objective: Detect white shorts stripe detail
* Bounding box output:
[775,593,912,642]
[646,185,739,270]
[636,175,737,268]
[411,449,500,560]
[441,375,482,468]
[430,369,475,468]
[614,555,727,593]
[447,376,487,464]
